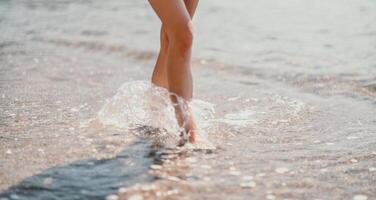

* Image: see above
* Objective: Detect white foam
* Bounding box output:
[215,110,257,127]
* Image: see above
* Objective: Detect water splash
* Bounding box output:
[213,94,308,128]
[216,109,257,127]
[96,81,215,147]
[95,81,309,147]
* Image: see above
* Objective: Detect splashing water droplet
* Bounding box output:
[96,81,215,147]
[105,194,118,200]
[128,194,144,200]
[275,167,289,174]
[353,195,368,200]
[240,181,256,188]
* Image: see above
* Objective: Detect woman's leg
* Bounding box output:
[151,25,169,89]
[151,0,199,89]
[149,0,198,143]
[184,0,199,19]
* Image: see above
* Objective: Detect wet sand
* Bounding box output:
[1,0,376,199]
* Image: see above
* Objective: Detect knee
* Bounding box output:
[169,21,194,53]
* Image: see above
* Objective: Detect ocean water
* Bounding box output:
[1,0,376,199]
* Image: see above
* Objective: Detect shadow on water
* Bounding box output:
[0,124,216,200]
[0,140,155,200]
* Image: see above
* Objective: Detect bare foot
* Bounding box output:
[177,115,197,146]
[188,129,196,143]
[170,94,198,145]
[178,125,197,146]
[183,109,198,144]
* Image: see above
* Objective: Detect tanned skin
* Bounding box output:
[149,0,199,143]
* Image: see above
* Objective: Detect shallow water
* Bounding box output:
[1,0,376,199]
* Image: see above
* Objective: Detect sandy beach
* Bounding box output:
[1,0,376,199]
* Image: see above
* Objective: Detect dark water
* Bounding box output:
[0,140,153,200]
